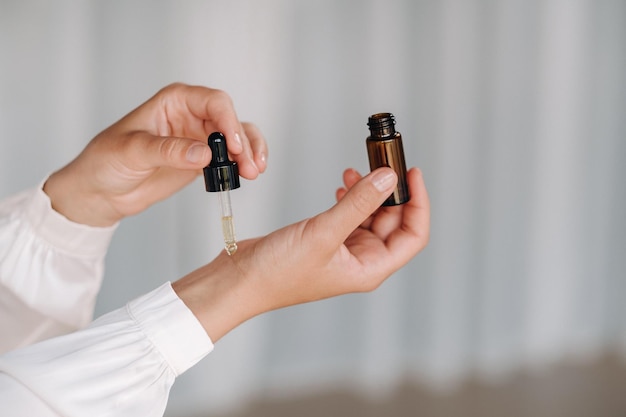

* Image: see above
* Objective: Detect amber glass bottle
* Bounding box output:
[366,113,410,206]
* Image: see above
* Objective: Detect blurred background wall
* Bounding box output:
[1,0,625,416]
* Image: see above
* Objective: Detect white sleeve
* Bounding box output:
[0,282,214,417]
[0,182,117,353]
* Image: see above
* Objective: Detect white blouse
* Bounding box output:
[0,184,214,416]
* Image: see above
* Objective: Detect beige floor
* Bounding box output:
[207,354,626,417]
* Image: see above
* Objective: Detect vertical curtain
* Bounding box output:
[1,1,624,415]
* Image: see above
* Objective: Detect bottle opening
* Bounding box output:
[367,113,396,137]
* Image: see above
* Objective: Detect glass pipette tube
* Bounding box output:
[218,190,237,255]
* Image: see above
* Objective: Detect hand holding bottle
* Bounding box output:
[173,166,430,342]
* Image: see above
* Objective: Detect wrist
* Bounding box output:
[172,251,263,343]
[43,168,121,227]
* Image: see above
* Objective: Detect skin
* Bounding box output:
[43,83,431,343]
[43,83,267,227]
[172,166,430,342]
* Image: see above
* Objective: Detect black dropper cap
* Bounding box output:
[203,132,240,192]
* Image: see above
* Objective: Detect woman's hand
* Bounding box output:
[173,167,430,342]
[43,83,267,227]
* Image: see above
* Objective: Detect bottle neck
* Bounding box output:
[368,113,396,138]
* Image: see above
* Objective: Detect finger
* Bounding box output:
[335,186,375,230]
[335,187,347,202]
[311,167,397,246]
[386,168,431,258]
[335,168,361,202]
[178,84,245,155]
[369,204,403,238]
[243,122,268,173]
[337,169,376,229]
[343,168,362,190]
[120,84,245,158]
[179,84,260,179]
[125,132,211,171]
[233,127,260,180]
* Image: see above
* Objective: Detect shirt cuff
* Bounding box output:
[24,178,118,259]
[128,282,214,376]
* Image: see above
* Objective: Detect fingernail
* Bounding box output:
[249,155,259,171]
[234,133,243,148]
[372,170,396,192]
[186,144,208,164]
[259,152,267,165]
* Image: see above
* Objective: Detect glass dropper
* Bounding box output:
[203,132,240,255]
[218,189,237,255]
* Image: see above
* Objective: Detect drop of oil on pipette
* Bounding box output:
[222,216,237,255]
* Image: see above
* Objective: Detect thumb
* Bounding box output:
[128,132,211,170]
[316,167,397,243]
